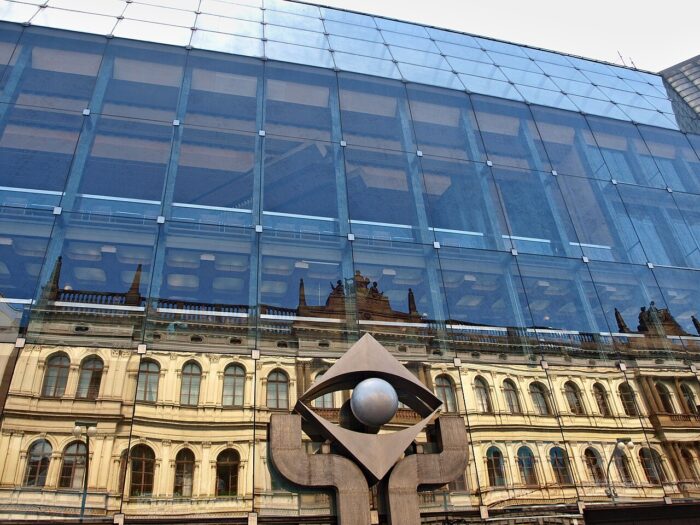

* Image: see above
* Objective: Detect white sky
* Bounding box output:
[315,0,700,72]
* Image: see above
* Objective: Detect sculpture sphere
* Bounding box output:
[350,378,399,427]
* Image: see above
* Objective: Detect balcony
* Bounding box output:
[649,413,700,429]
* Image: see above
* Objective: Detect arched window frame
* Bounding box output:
[180,361,202,407]
[267,370,289,410]
[435,375,457,413]
[584,448,606,486]
[222,364,246,408]
[23,439,52,487]
[619,383,638,416]
[474,376,492,414]
[312,371,335,409]
[59,441,87,489]
[41,353,70,398]
[529,382,552,416]
[592,383,611,417]
[503,379,522,414]
[564,381,585,415]
[216,449,240,497]
[681,383,699,415]
[76,356,104,400]
[614,450,634,485]
[486,446,506,487]
[130,444,156,497]
[655,382,675,414]
[136,360,160,403]
[550,447,573,485]
[639,448,667,485]
[516,446,538,486]
[174,448,195,497]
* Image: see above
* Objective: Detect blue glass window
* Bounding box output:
[637,125,700,194]
[674,192,700,253]
[653,266,700,337]
[0,23,22,91]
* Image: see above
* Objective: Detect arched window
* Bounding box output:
[681,448,699,481]
[59,441,86,489]
[42,353,70,397]
[435,375,457,413]
[517,446,537,486]
[681,383,699,415]
[619,383,638,416]
[639,448,666,485]
[216,449,240,497]
[267,370,289,410]
[593,383,611,417]
[615,452,634,485]
[529,382,551,415]
[474,377,492,413]
[136,360,160,403]
[655,383,675,414]
[223,364,245,407]
[584,448,606,485]
[76,356,103,400]
[486,447,505,487]
[24,440,52,487]
[180,361,201,406]
[564,381,585,415]
[312,371,334,409]
[174,449,195,497]
[550,447,573,485]
[503,379,521,414]
[130,445,155,497]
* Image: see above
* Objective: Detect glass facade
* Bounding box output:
[0,4,699,524]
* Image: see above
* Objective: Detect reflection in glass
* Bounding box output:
[550,447,573,485]
[619,383,638,416]
[75,356,103,399]
[530,382,551,415]
[637,125,700,194]
[266,369,288,409]
[41,352,69,397]
[517,446,537,486]
[24,440,52,487]
[486,447,506,487]
[180,361,202,406]
[216,449,240,497]
[174,449,195,498]
[435,375,457,413]
[136,360,160,403]
[59,442,86,489]
[223,364,246,407]
[130,444,156,497]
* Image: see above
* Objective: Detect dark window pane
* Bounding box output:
[653,266,700,343]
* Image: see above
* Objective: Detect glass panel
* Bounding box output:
[48,0,125,16]
[264,62,334,142]
[653,266,700,341]
[530,105,608,179]
[264,25,328,49]
[0,104,83,208]
[145,221,255,351]
[32,7,117,36]
[491,166,580,257]
[406,83,485,162]
[258,232,355,354]
[0,206,54,341]
[262,136,341,234]
[338,72,414,152]
[514,86,579,113]
[556,175,645,264]
[332,52,401,80]
[328,35,391,60]
[190,30,264,58]
[637,125,700,194]
[264,10,324,33]
[375,18,428,37]
[397,63,463,91]
[263,41,334,70]
[471,95,550,172]
[439,247,536,356]
[458,74,523,102]
[324,20,382,42]
[184,50,261,132]
[170,126,256,227]
[199,0,262,21]
[194,14,263,39]
[674,192,700,253]
[0,22,22,87]
[27,213,158,349]
[389,47,449,69]
[435,41,492,63]
[618,184,700,269]
[101,39,187,122]
[123,3,196,27]
[585,115,665,188]
[0,27,105,112]
[568,96,628,121]
[112,19,192,48]
[70,115,172,218]
[420,156,508,250]
[0,2,39,24]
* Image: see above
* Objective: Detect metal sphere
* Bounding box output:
[350,378,399,428]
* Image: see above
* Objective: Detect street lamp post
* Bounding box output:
[605,437,634,504]
[72,422,97,522]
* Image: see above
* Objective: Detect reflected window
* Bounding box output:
[136,360,160,403]
[584,448,606,485]
[42,353,70,398]
[637,125,700,194]
[517,446,538,486]
[530,382,552,416]
[267,370,289,410]
[24,440,52,487]
[639,448,666,485]
[180,361,202,407]
[503,379,521,414]
[130,445,155,497]
[619,383,638,416]
[76,356,103,400]
[59,441,86,489]
[681,384,699,415]
[615,452,634,485]
[435,375,457,413]
[593,383,611,417]
[564,381,585,415]
[550,447,573,485]
[486,447,506,487]
[174,449,195,498]
[474,376,492,413]
[681,449,699,481]
[223,364,245,407]
[216,449,240,497]
[655,383,675,414]
[312,371,334,409]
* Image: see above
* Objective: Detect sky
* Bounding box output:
[314,0,699,72]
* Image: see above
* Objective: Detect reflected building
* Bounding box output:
[0,1,699,524]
